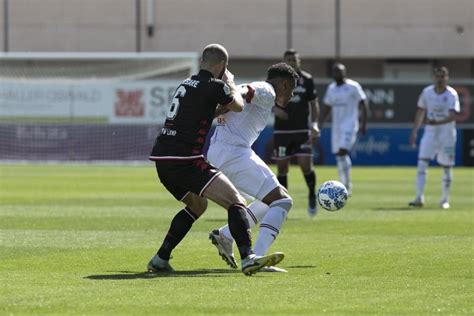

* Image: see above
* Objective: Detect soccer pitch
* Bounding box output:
[1,164,472,315]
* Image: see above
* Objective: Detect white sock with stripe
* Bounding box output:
[254,198,292,256]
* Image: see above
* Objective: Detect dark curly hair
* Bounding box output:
[266,62,299,81]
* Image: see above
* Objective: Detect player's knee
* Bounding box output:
[417,159,429,175]
[269,197,293,214]
[224,192,246,209]
[189,197,208,216]
[235,193,247,206]
[338,148,349,156]
[301,165,312,174]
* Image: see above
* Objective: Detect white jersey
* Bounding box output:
[211,81,276,147]
[323,79,366,132]
[417,85,460,131]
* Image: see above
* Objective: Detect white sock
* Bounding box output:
[219,200,269,242]
[416,160,429,200]
[441,167,452,201]
[254,198,292,256]
[344,154,352,189]
[336,156,347,186]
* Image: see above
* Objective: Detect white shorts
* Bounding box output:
[418,125,456,166]
[331,128,357,154]
[207,142,279,201]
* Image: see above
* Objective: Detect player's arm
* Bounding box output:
[426,110,456,125]
[214,104,230,117]
[358,99,369,135]
[409,107,426,148]
[306,77,320,137]
[221,69,244,112]
[272,104,289,120]
[318,103,331,129]
[309,98,320,138]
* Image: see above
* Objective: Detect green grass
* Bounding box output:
[0,164,473,315]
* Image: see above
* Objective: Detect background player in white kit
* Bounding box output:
[207,63,298,272]
[408,67,460,209]
[319,63,369,195]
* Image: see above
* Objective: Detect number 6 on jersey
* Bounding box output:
[167,86,186,120]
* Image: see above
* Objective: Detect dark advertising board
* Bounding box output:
[315,82,474,125]
[253,127,464,166]
[462,129,474,166]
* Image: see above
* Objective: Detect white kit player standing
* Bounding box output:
[409,67,460,209]
[207,63,298,272]
[319,63,369,195]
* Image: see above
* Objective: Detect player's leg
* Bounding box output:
[297,155,317,215]
[202,174,252,258]
[335,148,351,194]
[332,128,347,190]
[437,128,456,209]
[207,144,271,269]
[333,129,356,195]
[240,151,292,261]
[438,164,453,209]
[213,199,268,242]
[203,173,282,275]
[409,158,430,207]
[148,193,208,272]
[210,199,268,269]
[295,132,317,216]
[147,160,210,272]
[207,143,269,235]
[254,185,292,264]
[209,148,287,271]
[276,159,290,189]
[272,133,291,189]
[410,130,435,207]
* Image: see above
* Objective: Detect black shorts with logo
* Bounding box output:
[154,158,221,201]
[272,132,312,160]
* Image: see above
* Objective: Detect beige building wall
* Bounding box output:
[2,0,473,58]
[340,0,474,58]
[5,0,137,52]
[1,0,473,78]
[141,0,336,58]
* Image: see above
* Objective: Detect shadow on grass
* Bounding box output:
[84,269,237,280]
[286,265,317,269]
[371,207,419,211]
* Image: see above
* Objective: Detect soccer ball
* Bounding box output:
[317,180,348,211]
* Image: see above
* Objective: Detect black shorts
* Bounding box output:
[272,132,312,160]
[154,158,221,201]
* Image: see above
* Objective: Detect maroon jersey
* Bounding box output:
[150,70,234,159]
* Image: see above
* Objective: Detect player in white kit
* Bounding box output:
[409,67,460,209]
[319,63,369,195]
[207,63,298,272]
